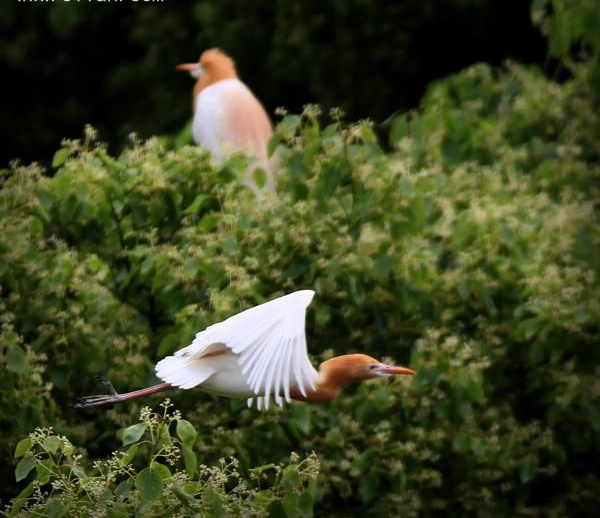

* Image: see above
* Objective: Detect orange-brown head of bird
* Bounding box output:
[292,353,416,403]
[177,48,238,102]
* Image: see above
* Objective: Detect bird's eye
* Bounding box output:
[369,364,378,370]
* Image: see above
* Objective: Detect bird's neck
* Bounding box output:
[193,68,238,101]
[290,381,341,403]
[290,359,360,403]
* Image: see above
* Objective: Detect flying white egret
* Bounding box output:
[75,290,416,410]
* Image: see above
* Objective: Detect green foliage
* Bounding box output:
[7,401,319,517]
[532,0,600,61]
[532,0,600,102]
[2,5,599,515]
[2,59,599,514]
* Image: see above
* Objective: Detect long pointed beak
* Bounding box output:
[176,63,199,72]
[378,364,416,375]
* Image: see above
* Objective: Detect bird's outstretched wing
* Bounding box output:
[157,290,318,408]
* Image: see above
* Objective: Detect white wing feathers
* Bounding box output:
[161,290,318,409]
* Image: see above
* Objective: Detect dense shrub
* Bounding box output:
[2,2,599,515]
[9,401,319,516]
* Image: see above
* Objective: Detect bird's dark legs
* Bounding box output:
[97,376,119,396]
[74,377,173,409]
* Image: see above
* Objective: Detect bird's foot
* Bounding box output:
[74,377,123,409]
[96,375,119,396]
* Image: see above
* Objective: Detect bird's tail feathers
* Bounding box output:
[155,356,215,390]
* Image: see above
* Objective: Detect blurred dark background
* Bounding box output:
[0,0,546,167]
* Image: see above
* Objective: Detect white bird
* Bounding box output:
[75,290,416,410]
[177,48,275,192]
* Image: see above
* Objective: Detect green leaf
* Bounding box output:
[157,333,179,358]
[14,438,32,458]
[156,423,172,450]
[278,114,301,139]
[297,490,314,518]
[320,164,342,197]
[47,498,65,518]
[121,444,138,466]
[150,462,171,482]
[360,123,378,144]
[183,194,209,215]
[102,489,118,504]
[355,448,376,472]
[457,276,470,300]
[43,436,61,455]
[252,463,276,474]
[291,404,311,435]
[7,345,28,375]
[267,133,283,157]
[373,387,391,409]
[284,260,309,280]
[282,492,300,518]
[140,257,154,276]
[15,455,36,482]
[252,168,268,189]
[182,445,197,477]
[203,486,227,517]
[52,147,73,168]
[71,465,87,479]
[253,489,275,510]
[114,479,132,499]
[135,467,163,502]
[359,472,380,503]
[390,114,409,144]
[122,423,146,446]
[171,485,196,507]
[519,454,539,484]
[198,214,218,232]
[315,306,331,326]
[36,459,54,485]
[465,381,485,403]
[267,499,286,518]
[516,318,542,341]
[8,481,34,517]
[374,255,392,279]
[282,465,300,491]
[176,419,197,448]
[174,120,193,147]
[107,505,129,518]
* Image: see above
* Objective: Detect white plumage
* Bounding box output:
[155,290,318,409]
[193,78,272,165]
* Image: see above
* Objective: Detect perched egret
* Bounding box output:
[177,48,275,193]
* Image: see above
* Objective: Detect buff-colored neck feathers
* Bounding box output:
[290,354,380,402]
[193,49,238,100]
